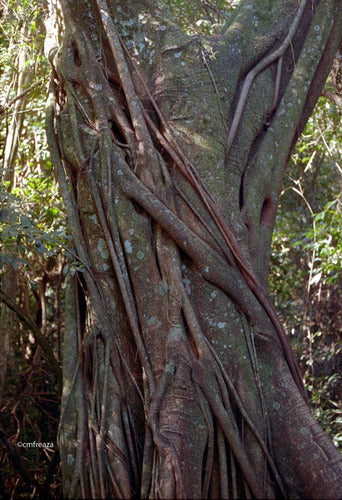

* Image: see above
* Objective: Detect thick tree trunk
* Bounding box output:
[45,0,342,497]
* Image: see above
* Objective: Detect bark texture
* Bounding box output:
[45,0,342,497]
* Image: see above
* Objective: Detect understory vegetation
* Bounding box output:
[0,0,341,496]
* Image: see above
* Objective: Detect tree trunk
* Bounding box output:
[45,0,342,497]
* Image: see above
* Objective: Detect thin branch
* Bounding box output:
[226,0,307,154]
[0,427,35,487]
[272,56,283,111]
[316,120,342,175]
[0,83,41,115]
[322,88,342,109]
[0,287,62,394]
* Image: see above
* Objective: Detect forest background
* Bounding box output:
[0,0,341,497]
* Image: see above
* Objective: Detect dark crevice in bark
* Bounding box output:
[71,39,82,67]
[151,221,164,283]
[109,118,129,147]
[131,199,146,216]
[260,195,273,226]
[238,171,244,211]
[239,126,268,211]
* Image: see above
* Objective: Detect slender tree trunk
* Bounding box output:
[45,0,342,497]
[0,267,17,405]
[2,23,33,187]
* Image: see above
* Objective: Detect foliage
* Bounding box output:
[0,178,68,267]
[0,0,68,262]
[270,95,342,449]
